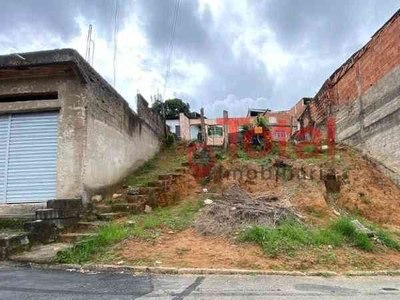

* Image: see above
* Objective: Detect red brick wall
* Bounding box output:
[288,98,307,123]
[337,15,400,105]
[306,10,400,126]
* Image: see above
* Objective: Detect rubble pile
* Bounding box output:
[195,184,300,236]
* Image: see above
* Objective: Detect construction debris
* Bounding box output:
[91,195,103,203]
[195,184,298,236]
[351,219,374,237]
[144,205,153,214]
[203,199,214,205]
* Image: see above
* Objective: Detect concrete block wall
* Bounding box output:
[337,63,400,184]
[83,77,161,200]
[335,12,400,184]
[137,94,165,137]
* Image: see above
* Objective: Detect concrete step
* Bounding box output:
[96,212,125,221]
[111,203,144,213]
[73,221,104,232]
[36,208,80,220]
[9,243,72,264]
[46,199,83,211]
[94,204,113,214]
[0,203,45,217]
[0,231,31,261]
[138,187,161,195]
[125,194,147,204]
[58,233,96,243]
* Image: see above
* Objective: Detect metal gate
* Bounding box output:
[0,111,59,204]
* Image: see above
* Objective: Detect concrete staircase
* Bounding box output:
[2,162,192,261]
[0,198,85,261]
[93,168,188,219]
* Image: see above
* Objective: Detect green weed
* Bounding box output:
[240,217,390,257]
[56,223,129,264]
[57,200,203,264]
[330,217,373,251]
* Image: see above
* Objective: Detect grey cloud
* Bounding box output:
[137,0,212,58]
[137,0,275,114]
[1,0,399,118]
[0,0,132,43]
[252,0,400,55]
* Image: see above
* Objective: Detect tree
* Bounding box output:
[253,115,270,129]
[152,98,191,119]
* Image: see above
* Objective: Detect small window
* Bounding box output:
[0,92,58,102]
[274,131,287,139]
[207,125,223,137]
[175,125,181,138]
[269,117,277,124]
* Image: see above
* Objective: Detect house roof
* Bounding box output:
[247,108,270,113]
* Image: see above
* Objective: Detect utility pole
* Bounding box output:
[223,110,229,151]
[200,107,206,144]
[162,98,167,138]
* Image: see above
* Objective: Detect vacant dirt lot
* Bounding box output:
[66,144,400,272]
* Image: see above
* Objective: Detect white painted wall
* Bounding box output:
[166,119,180,135]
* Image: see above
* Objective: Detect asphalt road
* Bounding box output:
[1,264,400,299]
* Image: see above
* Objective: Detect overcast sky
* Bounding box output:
[0,0,399,117]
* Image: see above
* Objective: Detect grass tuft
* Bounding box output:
[330,217,373,251]
[239,217,394,257]
[56,223,129,264]
[56,200,203,264]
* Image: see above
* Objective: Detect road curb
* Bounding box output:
[14,262,400,277]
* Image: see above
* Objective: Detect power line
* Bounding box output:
[163,0,180,99]
[113,0,120,87]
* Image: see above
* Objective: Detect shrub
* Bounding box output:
[165,133,175,147]
[253,115,270,129]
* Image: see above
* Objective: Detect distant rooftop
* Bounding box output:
[247,108,271,117]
